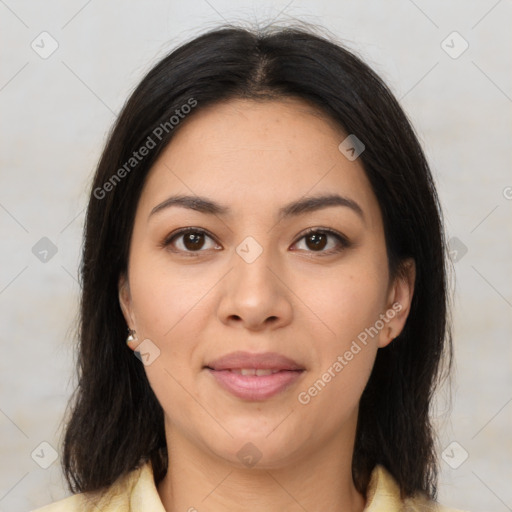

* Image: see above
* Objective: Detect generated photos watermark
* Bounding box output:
[93,97,198,200]
[297,301,402,405]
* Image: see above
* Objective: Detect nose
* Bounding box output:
[216,245,293,332]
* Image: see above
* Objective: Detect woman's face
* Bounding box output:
[119,98,414,469]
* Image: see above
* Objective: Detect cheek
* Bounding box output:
[294,258,386,403]
[301,261,388,346]
[127,254,216,395]
[129,262,212,426]
[296,343,377,429]
[295,270,384,411]
[129,257,212,340]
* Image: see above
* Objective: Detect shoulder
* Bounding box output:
[31,462,161,512]
[365,465,469,512]
[31,493,94,512]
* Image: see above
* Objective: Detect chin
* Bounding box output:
[203,428,302,470]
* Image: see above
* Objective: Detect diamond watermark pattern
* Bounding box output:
[134,338,161,366]
[236,442,262,468]
[32,237,58,263]
[31,441,58,469]
[441,31,469,59]
[442,441,469,469]
[31,31,59,59]
[236,236,263,264]
[448,236,468,263]
[338,134,365,161]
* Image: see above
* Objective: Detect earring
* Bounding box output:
[126,328,137,344]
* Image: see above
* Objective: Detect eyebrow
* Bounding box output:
[149,193,365,222]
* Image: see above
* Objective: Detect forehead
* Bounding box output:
[137,98,381,227]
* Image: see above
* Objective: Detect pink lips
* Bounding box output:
[204,351,305,401]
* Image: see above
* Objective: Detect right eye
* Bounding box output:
[161,228,222,255]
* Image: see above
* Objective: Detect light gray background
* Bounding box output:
[1,1,511,511]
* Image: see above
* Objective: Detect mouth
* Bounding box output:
[203,351,305,401]
[206,368,288,375]
[204,367,304,401]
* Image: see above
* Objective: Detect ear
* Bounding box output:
[378,258,416,348]
[118,272,136,330]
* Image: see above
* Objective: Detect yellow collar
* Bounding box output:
[34,459,464,511]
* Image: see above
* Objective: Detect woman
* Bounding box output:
[33,22,466,512]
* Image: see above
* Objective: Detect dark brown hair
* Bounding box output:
[61,21,452,501]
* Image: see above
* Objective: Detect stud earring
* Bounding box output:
[126,328,137,344]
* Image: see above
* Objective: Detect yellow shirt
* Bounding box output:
[32,461,466,511]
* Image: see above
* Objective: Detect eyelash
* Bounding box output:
[160,227,351,257]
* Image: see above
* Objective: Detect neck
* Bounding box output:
[157,422,366,512]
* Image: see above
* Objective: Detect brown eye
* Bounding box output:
[163,228,220,254]
[293,228,350,255]
[304,232,328,251]
[183,231,206,251]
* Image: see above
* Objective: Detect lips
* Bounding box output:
[204,351,305,401]
[204,350,304,372]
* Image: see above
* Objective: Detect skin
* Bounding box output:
[118,98,415,512]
